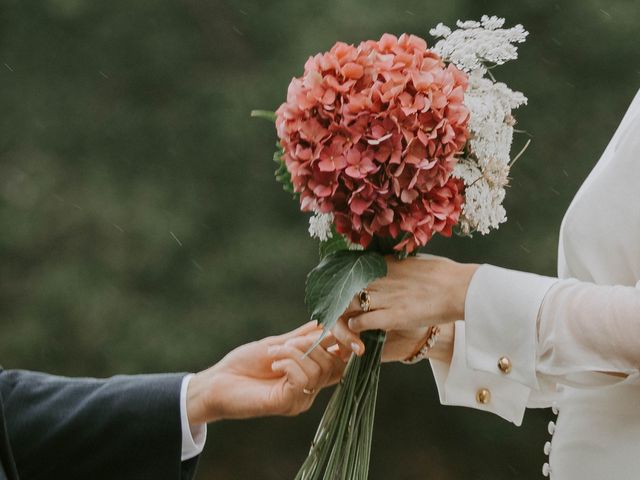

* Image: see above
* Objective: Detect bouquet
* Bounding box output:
[253,16,529,479]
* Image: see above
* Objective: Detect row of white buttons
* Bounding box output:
[542,403,559,477]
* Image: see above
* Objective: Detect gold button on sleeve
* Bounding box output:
[476,388,491,405]
[497,356,512,374]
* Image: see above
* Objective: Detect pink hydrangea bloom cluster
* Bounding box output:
[275,34,470,252]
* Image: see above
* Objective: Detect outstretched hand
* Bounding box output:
[186,322,345,425]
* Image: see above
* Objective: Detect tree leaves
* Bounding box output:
[304,250,386,351]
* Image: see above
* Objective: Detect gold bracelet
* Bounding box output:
[401,326,441,365]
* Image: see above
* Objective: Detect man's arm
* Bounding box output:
[0,323,345,480]
[0,370,194,480]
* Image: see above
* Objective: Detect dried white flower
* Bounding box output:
[453,157,509,235]
[439,17,528,236]
[429,23,451,38]
[430,15,528,74]
[456,20,481,29]
[479,15,505,30]
[346,240,364,251]
[308,212,334,241]
[465,72,527,168]
[458,178,507,235]
[452,158,481,186]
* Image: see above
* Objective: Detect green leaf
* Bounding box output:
[318,228,350,259]
[250,109,276,122]
[273,146,296,196]
[305,250,387,351]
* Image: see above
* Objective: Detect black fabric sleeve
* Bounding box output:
[0,370,199,480]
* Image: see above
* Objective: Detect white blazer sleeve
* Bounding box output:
[429,264,557,425]
[429,321,532,426]
[430,264,640,425]
[536,279,640,384]
[430,91,640,424]
[465,265,557,389]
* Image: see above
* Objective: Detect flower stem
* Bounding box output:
[295,329,385,480]
[250,109,277,122]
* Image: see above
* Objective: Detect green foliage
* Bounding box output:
[250,110,296,196]
[273,145,297,197]
[318,228,351,259]
[305,250,386,345]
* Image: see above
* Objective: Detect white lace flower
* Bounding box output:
[465,72,527,169]
[452,158,481,186]
[458,178,507,235]
[430,16,528,74]
[429,23,451,38]
[308,212,334,241]
[441,17,528,236]
[480,15,505,30]
[456,20,481,29]
[346,240,364,251]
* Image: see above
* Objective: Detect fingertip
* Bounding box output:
[271,360,285,372]
[350,342,365,356]
[347,318,359,331]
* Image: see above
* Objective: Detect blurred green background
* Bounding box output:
[1,0,638,478]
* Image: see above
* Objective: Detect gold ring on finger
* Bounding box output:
[358,289,371,313]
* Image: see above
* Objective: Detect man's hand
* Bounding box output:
[186,322,345,425]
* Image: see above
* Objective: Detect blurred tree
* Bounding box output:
[1,0,638,478]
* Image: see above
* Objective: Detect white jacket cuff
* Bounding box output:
[180,374,207,461]
[429,321,531,425]
[465,264,558,390]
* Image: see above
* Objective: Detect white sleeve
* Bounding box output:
[537,279,640,385]
[429,321,532,425]
[430,264,640,423]
[464,264,558,390]
[180,374,207,461]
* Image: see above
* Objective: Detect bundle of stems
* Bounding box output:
[295,329,386,480]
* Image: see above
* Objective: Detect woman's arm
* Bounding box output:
[333,256,640,423]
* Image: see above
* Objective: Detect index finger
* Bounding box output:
[265,321,320,346]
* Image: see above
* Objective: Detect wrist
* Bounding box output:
[427,322,454,363]
[401,326,440,364]
[448,262,479,321]
[187,367,224,425]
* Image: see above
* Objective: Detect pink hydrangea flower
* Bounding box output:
[275,33,470,253]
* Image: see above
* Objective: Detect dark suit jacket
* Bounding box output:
[0,368,199,480]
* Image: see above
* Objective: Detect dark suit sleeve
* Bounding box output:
[0,370,199,480]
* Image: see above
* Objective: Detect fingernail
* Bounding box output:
[351,342,361,355]
[348,318,356,330]
[271,360,284,371]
